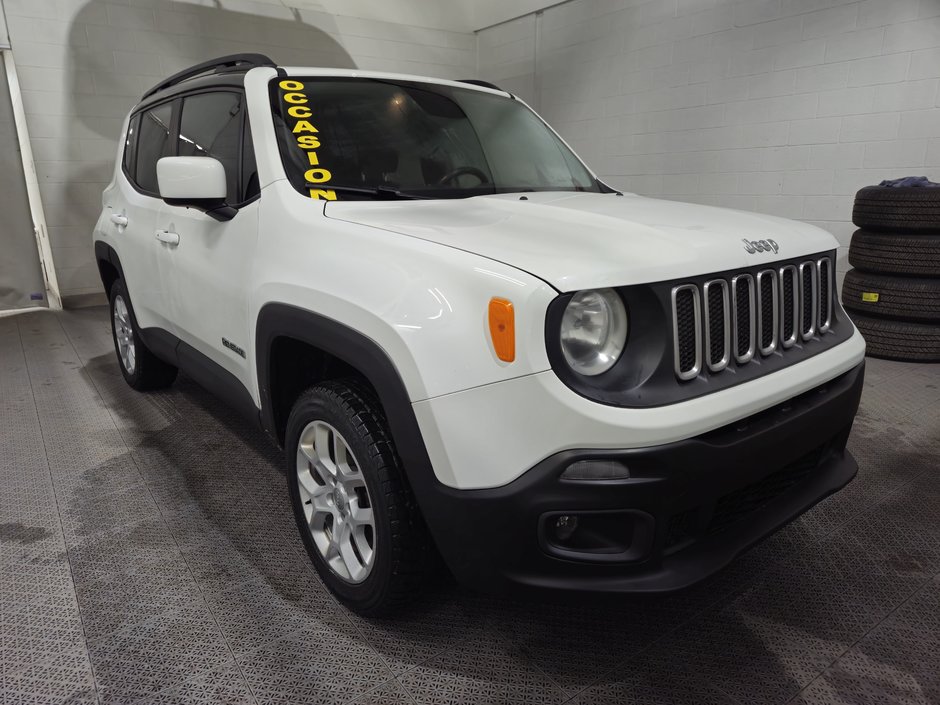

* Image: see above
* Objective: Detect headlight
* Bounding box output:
[560,288,628,376]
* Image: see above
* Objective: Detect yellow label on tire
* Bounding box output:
[861,292,879,302]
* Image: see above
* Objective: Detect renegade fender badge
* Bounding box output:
[743,238,779,254]
[222,338,246,359]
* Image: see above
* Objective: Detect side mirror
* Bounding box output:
[156,157,236,221]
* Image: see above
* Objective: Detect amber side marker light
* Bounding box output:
[488,297,515,362]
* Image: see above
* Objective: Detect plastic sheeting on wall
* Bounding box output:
[0,52,45,311]
[0,2,9,50]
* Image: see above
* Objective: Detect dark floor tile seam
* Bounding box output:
[783,565,940,705]
[555,594,751,705]
[13,316,103,704]
[522,657,585,704]
[336,604,476,691]
[352,676,420,705]
[862,366,930,390]
[380,633,571,705]
[384,648,568,705]
[857,381,940,424]
[56,313,265,705]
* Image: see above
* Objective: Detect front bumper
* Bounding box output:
[419,361,864,595]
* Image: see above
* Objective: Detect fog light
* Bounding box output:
[561,460,631,481]
[554,514,578,540]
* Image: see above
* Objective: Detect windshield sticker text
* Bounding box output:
[279,80,336,201]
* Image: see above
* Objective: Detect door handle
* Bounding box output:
[110,213,128,227]
[155,230,180,246]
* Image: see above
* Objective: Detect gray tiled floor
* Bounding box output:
[2,307,939,705]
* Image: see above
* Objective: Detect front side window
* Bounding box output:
[135,102,173,194]
[271,78,600,200]
[178,92,245,203]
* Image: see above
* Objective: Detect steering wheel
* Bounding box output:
[437,166,490,186]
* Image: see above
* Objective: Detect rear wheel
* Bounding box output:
[287,379,431,615]
[109,278,178,390]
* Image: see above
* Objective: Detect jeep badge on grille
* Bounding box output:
[743,238,779,254]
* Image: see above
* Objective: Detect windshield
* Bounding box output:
[270,77,602,200]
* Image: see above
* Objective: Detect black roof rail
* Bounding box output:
[456,79,504,92]
[142,53,278,100]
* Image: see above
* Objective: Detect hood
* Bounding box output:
[324,192,839,292]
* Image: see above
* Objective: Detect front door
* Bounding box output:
[156,91,260,398]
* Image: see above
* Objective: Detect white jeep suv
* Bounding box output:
[94,54,866,614]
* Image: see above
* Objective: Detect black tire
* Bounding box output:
[842,270,940,323]
[286,379,432,615]
[108,278,178,391]
[849,312,940,362]
[853,186,940,234]
[848,230,940,277]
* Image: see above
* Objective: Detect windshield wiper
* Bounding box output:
[304,184,427,200]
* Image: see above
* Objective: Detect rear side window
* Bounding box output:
[135,103,173,194]
[178,92,243,203]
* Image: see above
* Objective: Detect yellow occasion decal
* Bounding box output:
[861,292,879,302]
[278,79,336,201]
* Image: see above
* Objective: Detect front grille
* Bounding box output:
[800,262,816,340]
[671,256,833,380]
[732,275,755,362]
[756,270,777,355]
[780,265,798,348]
[703,280,730,372]
[818,257,831,333]
[672,285,701,380]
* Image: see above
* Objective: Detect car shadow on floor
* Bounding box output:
[61,346,940,704]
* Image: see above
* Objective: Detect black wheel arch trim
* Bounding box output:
[95,241,126,292]
[256,304,414,443]
[254,304,451,546]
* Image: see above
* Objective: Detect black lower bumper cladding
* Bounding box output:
[422,362,865,595]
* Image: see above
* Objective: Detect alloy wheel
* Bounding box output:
[296,420,376,583]
[113,295,136,375]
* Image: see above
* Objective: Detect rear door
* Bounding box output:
[103,101,177,332]
[156,90,260,395]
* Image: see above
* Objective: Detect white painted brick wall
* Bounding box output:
[479,0,940,278]
[1,0,475,298]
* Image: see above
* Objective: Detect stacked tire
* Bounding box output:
[843,185,940,362]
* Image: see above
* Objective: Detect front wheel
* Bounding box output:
[286,379,432,615]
